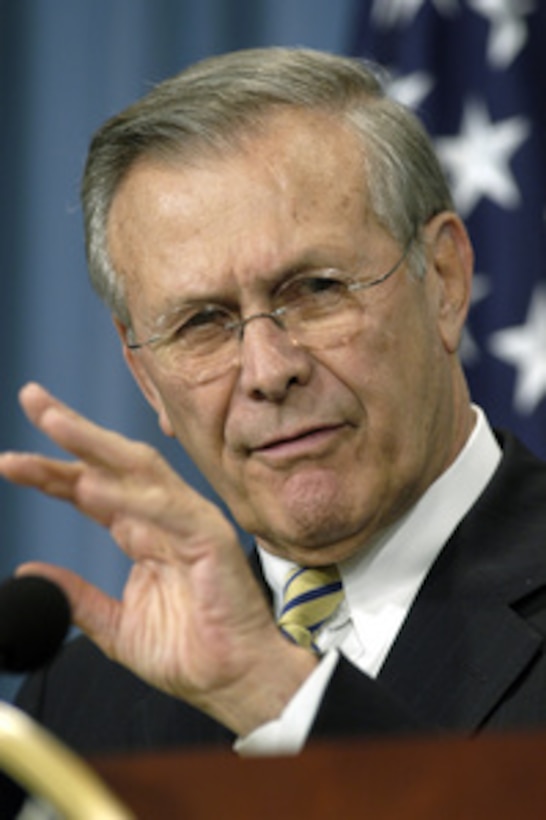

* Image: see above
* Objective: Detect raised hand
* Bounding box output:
[0,383,316,735]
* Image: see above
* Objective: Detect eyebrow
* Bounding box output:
[144,243,370,331]
[147,298,226,333]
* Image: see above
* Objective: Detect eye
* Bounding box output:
[166,305,233,346]
[279,272,349,311]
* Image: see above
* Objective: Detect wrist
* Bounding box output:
[199,634,319,737]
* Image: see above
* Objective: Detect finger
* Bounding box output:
[0,453,117,526]
[0,450,158,529]
[0,438,216,536]
[0,452,83,501]
[13,385,236,546]
[18,383,68,427]
[19,382,144,471]
[16,562,121,658]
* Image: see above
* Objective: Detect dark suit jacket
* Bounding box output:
[14,432,546,754]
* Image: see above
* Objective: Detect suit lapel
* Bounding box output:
[379,433,546,732]
[378,553,545,731]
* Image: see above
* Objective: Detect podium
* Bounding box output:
[90,731,546,818]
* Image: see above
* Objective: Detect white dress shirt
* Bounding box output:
[236,407,501,755]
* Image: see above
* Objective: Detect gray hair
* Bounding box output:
[81,47,453,325]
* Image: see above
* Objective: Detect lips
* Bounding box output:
[250,423,346,460]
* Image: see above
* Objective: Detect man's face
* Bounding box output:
[108,109,473,565]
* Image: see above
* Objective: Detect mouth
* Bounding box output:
[252,424,346,462]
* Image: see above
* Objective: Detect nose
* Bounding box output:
[238,313,313,401]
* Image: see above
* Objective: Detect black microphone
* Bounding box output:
[0,579,131,817]
[0,576,71,672]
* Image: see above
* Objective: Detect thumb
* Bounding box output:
[16,562,120,658]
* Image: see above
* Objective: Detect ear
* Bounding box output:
[423,212,474,354]
[113,318,176,438]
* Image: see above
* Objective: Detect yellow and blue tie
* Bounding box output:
[278,565,343,652]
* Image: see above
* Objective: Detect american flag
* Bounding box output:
[351,0,546,458]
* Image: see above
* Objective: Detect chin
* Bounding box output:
[258,498,373,565]
[234,464,378,559]
[260,524,370,566]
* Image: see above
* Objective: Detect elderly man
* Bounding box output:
[2,47,546,757]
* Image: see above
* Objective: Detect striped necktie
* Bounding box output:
[277,565,343,652]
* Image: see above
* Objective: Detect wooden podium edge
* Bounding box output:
[89,730,546,819]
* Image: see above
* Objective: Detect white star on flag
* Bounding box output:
[468,0,536,69]
[371,0,459,28]
[435,99,531,217]
[489,284,546,414]
[386,71,435,109]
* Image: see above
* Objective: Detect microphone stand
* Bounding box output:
[0,701,133,819]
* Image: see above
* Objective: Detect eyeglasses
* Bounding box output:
[127,237,415,385]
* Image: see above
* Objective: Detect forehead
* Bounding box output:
[107,109,374,313]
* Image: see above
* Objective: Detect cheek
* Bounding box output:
[369,308,449,471]
[336,303,437,446]
[158,377,237,487]
[323,314,401,414]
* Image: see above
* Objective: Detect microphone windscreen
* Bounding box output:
[0,576,71,673]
